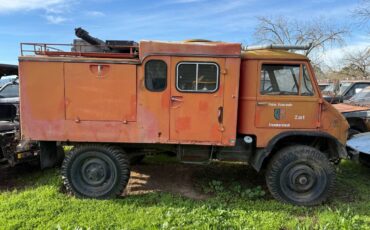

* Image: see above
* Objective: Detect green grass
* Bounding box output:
[0,157,369,229]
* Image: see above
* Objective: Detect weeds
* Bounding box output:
[204,180,266,200]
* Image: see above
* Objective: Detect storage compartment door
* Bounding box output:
[65,63,136,121]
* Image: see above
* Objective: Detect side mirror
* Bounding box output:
[0,104,17,121]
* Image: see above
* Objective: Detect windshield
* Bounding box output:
[0,83,19,98]
[0,75,17,88]
[339,82,352,95]
[322,82,352,95]
[349,87,370,102]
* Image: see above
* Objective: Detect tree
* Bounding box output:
[341,47,370,79]
[253,16,348,57]
[354,0,370,24]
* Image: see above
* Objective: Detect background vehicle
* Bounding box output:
[347,133,370,167]
[323,81,370,104]
[318,82,332,91]
[0,64,38,168]
[334,86,370,137]
[18,28,349,206]
[0,65,62,169]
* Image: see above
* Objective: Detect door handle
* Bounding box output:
[171,96,183,102]
[218,106,223,123]
[257,102,269,106]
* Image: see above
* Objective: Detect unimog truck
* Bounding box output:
[18,28,349,206]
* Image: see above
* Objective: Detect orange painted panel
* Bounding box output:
[221,58,241,145]
[64,63,136,121]
[255,98,319,129]
[136,56,171,142]
[19,61,65,139]
[169,57,225,142]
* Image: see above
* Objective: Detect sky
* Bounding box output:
[0,0,368,67]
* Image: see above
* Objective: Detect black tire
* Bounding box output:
[61,144,130,199]
[266,145,335,206]
[129,155,145,165]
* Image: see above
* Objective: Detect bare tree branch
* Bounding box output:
[354,0,370,24]
[341,47,370,79]
[253,16,349,60]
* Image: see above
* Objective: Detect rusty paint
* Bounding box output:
[19,40,348,148]
[198,101,208,111]
[333,103,369,113]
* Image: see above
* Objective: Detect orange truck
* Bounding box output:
[18,28,349,206]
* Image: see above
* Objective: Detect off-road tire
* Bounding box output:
[61,144,130,199]
[266,145,335,206]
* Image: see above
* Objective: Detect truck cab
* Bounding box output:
[19,29,349,206]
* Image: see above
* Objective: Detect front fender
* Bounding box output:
[250,131,347,172]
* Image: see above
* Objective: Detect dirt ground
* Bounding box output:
[0,162,211,199]
[125,163,210,199]
[0,157,264,199]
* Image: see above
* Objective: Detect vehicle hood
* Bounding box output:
[347,132,370,155]
[333,103,369,113]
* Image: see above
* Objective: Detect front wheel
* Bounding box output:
[61,144,130,199]
[266,145,335,206]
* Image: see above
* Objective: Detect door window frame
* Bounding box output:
[175,61,220,93]
[258,61,317,97]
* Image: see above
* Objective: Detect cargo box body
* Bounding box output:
[19,41,241,146]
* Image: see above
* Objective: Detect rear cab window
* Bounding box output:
[145,60,167,92]
[260,63,315,96]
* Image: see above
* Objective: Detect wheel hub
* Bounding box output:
[81,159,108,186]
[288,165,316,192]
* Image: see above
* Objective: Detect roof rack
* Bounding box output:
[20,43,139,59]
[242,43,312,51]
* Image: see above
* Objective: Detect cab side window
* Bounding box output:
[260,64,299,95]
[301,64,314,96]
[145,60,167,92]
[260,64,315,96]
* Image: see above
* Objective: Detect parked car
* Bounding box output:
[0,79,19,104]
[0,75,17,88]
[318,82,332,91]
[0,64,62,169]
[333,86,370,137]
[347,133,370,167]
[0,78,19,121]
[322,81,370,104]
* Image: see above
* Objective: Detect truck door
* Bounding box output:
[170,57,225,143]
[256,62,320,129]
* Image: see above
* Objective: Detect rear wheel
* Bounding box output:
[266,145,335,206]
[61,144,130,198]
